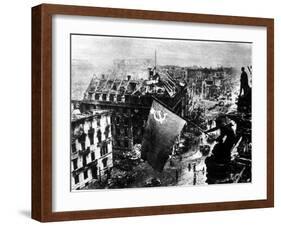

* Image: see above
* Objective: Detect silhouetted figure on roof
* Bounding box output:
[238,67,252,113]
[239,67,250,97]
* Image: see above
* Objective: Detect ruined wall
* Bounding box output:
[71,111,113,190]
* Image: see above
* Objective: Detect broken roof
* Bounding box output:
[85,70,185,98]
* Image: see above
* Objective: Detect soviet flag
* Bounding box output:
[141,100,186,172]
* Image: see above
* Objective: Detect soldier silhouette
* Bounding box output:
[239,67,250,97]
[205,116,236,164]
[205,116,236,184]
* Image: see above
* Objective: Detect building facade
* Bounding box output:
[71,109,113,190]
[79,71,187,162]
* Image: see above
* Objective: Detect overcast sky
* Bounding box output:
[71,34,252,70]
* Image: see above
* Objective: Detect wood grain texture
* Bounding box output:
[32,5,43,221]
[266,20,274,206]
[31,3,274,222]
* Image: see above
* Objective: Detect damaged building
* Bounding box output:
[71,108,113,190]
[185,67,234,101]
[78,67,187,162]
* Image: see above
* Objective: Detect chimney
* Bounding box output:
[127,75,131,81]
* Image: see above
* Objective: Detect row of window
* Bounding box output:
[100,142,109,156]
[92,92,152,106]
[73,157,108,185]
[72,126,110,153]
[72,142,109,171]
[72,152,96,170]
[74,165,97,184]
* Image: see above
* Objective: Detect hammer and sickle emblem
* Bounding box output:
[151,107,167,124]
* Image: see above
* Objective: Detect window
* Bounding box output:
[83,156,87,166]
[104,143,108,154]
[91,166,98,179]
[74,175,79,184]
[102,158,108,168]
[83,170,88,179]
[104,125,110,139]
[78,132,86,150]
[91,152,95,161]
[100,143,108,156]
[88,127,95,145]
[73,158,78,170]
[72,142,76,153]
[97,117,101,127]
[97,130,102,143]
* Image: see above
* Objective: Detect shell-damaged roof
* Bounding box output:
[85,70,186,98]
[86,78,143,95]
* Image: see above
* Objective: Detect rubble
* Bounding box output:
[72,49,252,188]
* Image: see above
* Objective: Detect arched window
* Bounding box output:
[71,141,76,153]
[78,132,86,150]
[104,125,110,139]
[97,129,102,143]
[88,127,95,145]
[102,158,108,168]
[100,142,108,156]
[96,117,101,127]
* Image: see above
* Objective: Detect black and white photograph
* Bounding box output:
[70,34,252,191]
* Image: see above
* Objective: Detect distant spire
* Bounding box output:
[154,50,157,69]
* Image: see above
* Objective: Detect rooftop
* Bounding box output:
[84,68,186,100]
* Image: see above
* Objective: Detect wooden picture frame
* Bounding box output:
[32,3,274,222]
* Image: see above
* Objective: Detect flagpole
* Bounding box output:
[155,50,157,69]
